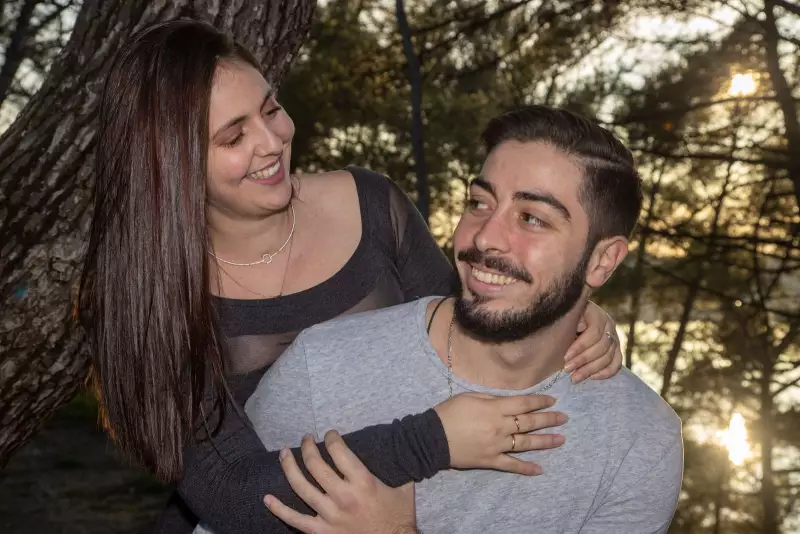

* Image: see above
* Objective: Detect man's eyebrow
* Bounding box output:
[469,178,494,196]
[213,89,275,137]
[513,190,571,221]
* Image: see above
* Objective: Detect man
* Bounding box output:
[248,106,683,532]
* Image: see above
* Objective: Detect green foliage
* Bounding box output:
[2,0,798,530]
[279,1,800,531]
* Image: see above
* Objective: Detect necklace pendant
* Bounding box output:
[262,253,274,264]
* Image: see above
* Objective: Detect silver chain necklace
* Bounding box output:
[446,315,562,398]
[209,203,296,266]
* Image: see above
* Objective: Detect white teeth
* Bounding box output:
[266,161,281,176]
[249,161,281,180]
[471,268,516,286]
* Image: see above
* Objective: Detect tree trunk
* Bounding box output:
[0,0,316,469]
[763,0,800,210]
[396,0,430,224]
[760,360,779,534]
[711,452,728,534]
[661,126,738,398]
[625,160,664,369]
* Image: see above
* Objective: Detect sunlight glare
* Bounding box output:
[717,412,752,465]
[728,73,757,96]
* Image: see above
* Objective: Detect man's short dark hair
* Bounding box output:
[481,106,643,247]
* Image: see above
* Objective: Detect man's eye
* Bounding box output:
[520,213,544,227]
[467,198,488,210]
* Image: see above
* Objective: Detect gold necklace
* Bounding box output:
[216,222,295,299]
[210,204,295,266]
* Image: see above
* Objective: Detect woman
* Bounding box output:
[80,19,622,534]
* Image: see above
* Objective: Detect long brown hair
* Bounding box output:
[79,19,262,482]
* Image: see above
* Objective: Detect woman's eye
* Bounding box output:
[222,133,244,148]
[263,105,282,118]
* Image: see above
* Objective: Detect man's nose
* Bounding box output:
[473,212,511,254]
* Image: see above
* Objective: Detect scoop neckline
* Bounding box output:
[213,165,372,310]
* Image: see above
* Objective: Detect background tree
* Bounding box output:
[279,2,799,531]
[1,0,799,531]
[0,0,316,469]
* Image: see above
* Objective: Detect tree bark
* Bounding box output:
[396,0,430,224]
[0,0,316,469]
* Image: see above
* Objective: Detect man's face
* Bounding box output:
[452,140,593,342]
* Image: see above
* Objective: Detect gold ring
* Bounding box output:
[510,434,516,452]
[513,415,521,433]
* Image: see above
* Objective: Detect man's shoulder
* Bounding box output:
[297,299,425,349]
[576,368,682,440]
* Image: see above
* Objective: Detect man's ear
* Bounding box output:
[585,236,629,289]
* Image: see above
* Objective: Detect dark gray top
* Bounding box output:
[155,167,457,533]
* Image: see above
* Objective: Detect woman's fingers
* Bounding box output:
[513,410,568,434]
[281,445,336,517]
[301,434,347,497]
[565,330,614,379]
[588,343,622,380]
[492,455,543,476]
[512,432,566,453]
[264,494,319,533]
[268,434,416,534]
[570,347,612,382]
[495,393,556,416]
[566,301,607,361]
[324,430,373,482]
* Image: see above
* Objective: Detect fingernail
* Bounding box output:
[554,435,566,446]
[564,362,575,372]
[564,351,574,361]
[264,495,274,507]
[532,465,543,475]
[279,449,289,461]
[557,413,569,424]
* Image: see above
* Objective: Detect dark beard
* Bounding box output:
[454,249,590,343]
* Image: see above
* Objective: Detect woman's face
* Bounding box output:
[206,59,295,220]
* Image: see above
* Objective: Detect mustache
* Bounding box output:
[457,247,533,284]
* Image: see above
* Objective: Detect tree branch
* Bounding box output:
[0,0,38,106]
[773,0,800,17]
[763,0,800,209]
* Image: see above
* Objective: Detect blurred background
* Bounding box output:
[0,0,798,532]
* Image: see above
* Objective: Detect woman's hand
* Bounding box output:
[565,300,622,383]
[434,392,567,476]
[264,431,418,534]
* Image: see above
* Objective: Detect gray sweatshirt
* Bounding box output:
[246,297,683,533]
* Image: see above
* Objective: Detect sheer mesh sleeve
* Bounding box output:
[386,179,457,300]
